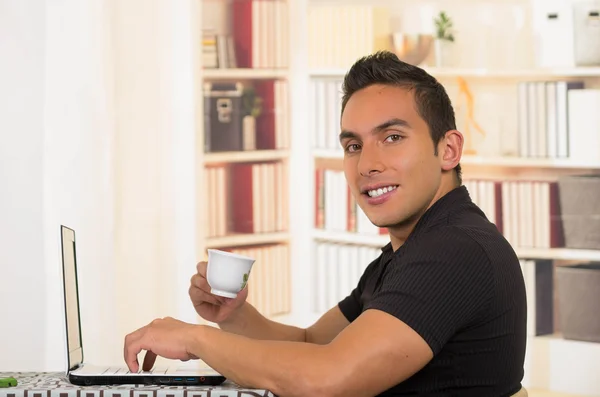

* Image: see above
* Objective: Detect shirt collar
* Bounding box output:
[380,185,470,253]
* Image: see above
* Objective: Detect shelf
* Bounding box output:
[203,68,288,80]
[461,155,600,170]
[313,230,600,261]
[313,148,343,159]
[204,149,289,165]
[312,149,600,170]
[425,66,600,78]
[308,66,600,79]
[206,232,290,248]
[308,68,348,77]
[313,229,389,247]
[524,334,600,395]
[516,247,600,262]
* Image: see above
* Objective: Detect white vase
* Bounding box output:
[434,40,453,68]
[242,115,256,151]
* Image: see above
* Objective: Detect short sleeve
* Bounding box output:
[364,230,494,355]
[338,255,382,323]
[338,286,362,323]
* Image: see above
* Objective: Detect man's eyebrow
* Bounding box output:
[375,118,412,131]
[339,118,412,142]
[339,130,359,142]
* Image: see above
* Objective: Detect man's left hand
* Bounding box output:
[123,317,200,372]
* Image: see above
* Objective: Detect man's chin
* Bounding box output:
[367,217,393,229]
[363,211,403,229]
[368,215,412,230]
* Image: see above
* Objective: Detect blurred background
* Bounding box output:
[1,0,600,395]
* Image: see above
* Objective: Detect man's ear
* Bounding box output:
[439,129,463,171]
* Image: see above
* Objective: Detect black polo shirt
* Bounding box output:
[338,185,527,396]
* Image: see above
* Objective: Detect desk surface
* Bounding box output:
[0,372,275,397]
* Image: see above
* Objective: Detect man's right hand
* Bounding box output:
[189,261,248,324]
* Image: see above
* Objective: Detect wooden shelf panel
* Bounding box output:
[461,155,600,170]
[313,229,388,247]
[313,230,600,261]
[313,149,343,170]
[311,149,600,170]
[308,68,348,77]
[517,247,600,261]
[206,232,289,248]
[313,148,343,159]
[427,66,600,78]
[204,149,289,165]
[203,68,288,80]
[308,67,600,79]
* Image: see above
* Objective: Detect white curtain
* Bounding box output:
[0,0,201,371]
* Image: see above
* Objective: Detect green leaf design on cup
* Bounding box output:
[241,273,249,289]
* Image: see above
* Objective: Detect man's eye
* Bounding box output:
[345,144,361,153]
[385,134,402,142]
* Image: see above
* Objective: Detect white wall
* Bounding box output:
[111,0,201,344]
[0,0,201,371]
[42,0,119,371]
[287,0,320,327]
[0,0,47,372]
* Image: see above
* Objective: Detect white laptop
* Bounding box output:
[60,225,226,386]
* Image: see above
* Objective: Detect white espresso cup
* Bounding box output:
[206,249,256,298]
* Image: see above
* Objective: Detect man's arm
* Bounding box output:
[219,302,350,345]
[191,309,432,397]
[123,309,432,397]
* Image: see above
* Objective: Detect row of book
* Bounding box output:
[315,169,387,236]
[464,178,563,249]
[308,4,391,69]
[204,79,289,152]
[202,0,289,69]
[314,169,570,250]
[310,78,344,151]
[202,33,236,69]
[312,241,382,313]
[517,80,575,159]
[229,243,291,317]
[205,161,288,237]
[310,76,600,164]
[517,81,600,162]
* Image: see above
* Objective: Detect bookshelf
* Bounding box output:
[299,0,600,395]
[204,149,289,165]
[191,0,600,393]
[205,232,290,249]
[203,68,289,79]
[309,66,600,79]
[198,0,292,321]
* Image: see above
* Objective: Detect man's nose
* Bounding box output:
[358,146,384,177]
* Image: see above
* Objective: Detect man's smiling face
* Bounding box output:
[340,83,446,230]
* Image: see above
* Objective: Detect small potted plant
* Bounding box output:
[434,11,455,67]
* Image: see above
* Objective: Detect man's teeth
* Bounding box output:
[367,185,398,198]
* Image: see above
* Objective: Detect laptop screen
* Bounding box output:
[61,226,84,369]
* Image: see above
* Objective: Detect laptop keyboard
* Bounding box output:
[102,367,168,375]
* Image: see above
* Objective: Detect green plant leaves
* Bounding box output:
[434,11,455,42]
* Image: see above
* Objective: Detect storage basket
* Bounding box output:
[556,263,600,343]
[557,174,600,250]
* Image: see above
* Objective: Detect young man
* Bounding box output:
[123,51,527,396]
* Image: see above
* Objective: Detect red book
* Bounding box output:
[229,163,255,233]
[254,80,277,149]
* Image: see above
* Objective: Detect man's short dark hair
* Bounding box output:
[341,50,461,184]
